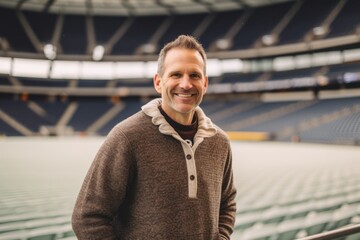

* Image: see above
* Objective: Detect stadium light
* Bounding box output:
[206,59,222,77]
[81,61,113,79]
[215,39,231,50]
[220,59,244,73]
[262,34,277,46]
[43,44,57,60]
[51,60,81,79]
[12,58,50,78]
[140,43,156,54]
[312,26,329,37]
[343,48,360,62]
[115,62,145,78]
[0,57,11,74]
[92,45,105,61]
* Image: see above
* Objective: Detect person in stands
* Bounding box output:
[72,35,237,240]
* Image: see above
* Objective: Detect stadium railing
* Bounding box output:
[298,223,360,240]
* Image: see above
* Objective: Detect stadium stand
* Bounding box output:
[1,0,360,239]
[0,0,359,55]
[325,0,360,38]
[0,184,76,240]
[230,2,292,50]
[275,0,339,45]
[0,0,359,142]
[1,139,360,240]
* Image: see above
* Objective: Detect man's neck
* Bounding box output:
[158,106,198,142]
[160,104,195,125]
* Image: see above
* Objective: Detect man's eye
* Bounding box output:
[171,73,181,78]
[191,73,201,79]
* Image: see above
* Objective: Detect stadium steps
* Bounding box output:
[85,102,125,134]
[210,101,261,123]
[56,102,78,129]
[225,100,315,130]
[0,110,34,136]
[27,101,47,119]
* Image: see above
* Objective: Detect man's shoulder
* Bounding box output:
[212,123,229,139]
[99,110,153,150]
[115,110,151,128]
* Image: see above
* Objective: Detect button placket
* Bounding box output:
[183,143,197,199]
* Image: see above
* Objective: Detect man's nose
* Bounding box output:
[179,75,193,89]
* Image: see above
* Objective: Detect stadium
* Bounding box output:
[0,0,360,239]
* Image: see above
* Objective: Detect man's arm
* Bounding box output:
[72,128,133,240]
[219,147,237,240]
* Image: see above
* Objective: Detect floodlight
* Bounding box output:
[93,45,105,61]
[312,26,328,37]
[262,34,277,46]
[141,43,156,54]
[215,39,231,50]
[43,44,57,60]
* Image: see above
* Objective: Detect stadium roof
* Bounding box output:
[0,0,294,16]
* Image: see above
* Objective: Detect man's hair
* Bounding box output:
[157,35,207,76]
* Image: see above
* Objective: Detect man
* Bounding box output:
[72,35,237,240]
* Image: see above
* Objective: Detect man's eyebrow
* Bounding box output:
[167,69,202,75]
[167,70,181,75]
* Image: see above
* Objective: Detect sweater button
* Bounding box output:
[186,154,192,160]
[190,175,195,180]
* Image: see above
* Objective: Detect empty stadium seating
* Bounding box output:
[1,140,360,240]
[1,91,359,145]
[1,0,360,55]
[1,0,360,239]
[0,184,77,240]
[231,142,360,239]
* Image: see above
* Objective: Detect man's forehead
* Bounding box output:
[164,48,205,69]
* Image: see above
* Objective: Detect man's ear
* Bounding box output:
[203,76,209,93]
[153,73,161,94]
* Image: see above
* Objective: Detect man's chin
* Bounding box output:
[174,104,197,114]
[173,95,198,104]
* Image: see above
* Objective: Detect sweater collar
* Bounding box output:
[141,98,217,139]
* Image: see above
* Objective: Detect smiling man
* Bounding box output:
[72,35,237,240]
[154,44,207,126]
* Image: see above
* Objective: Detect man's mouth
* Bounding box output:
[175,93,195,98]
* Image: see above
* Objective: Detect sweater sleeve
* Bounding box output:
[72,126,133,240]
[218,145,237,240]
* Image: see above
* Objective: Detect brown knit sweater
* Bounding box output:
[72,98,237,240]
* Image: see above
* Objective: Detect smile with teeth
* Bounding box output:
[175,93,196,97]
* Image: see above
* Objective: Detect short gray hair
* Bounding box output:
[157,35,207,76]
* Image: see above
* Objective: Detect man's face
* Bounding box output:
[154,48,208,123]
